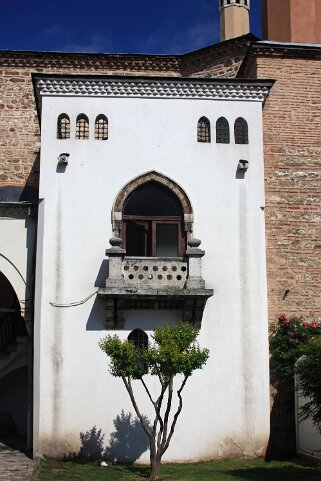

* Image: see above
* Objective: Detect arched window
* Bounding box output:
[123,181,185,257]
[128,329,148,374]
[95,114,108,140]
[128,329,148,350]
[76,114,89,140]
[234,117,249,144]
[216,117,230,144]
[57,114,70,140]
[197,117,211,143]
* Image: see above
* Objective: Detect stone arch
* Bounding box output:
[112,171,193,234]
[0,256,26,317]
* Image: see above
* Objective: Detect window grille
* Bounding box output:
[216,117,230,144]
[76,114,89,140]
[128,329,148,350]
[57,114,70,140]
[234,117,249,144]
[197,117,211,143]
[95,115,108,140]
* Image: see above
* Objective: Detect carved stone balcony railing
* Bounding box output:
[98,237,213,328]
[122,257,188,288]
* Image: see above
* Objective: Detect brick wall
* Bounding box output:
[249,52,321,324]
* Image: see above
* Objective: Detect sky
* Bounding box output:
[1,0,262,55]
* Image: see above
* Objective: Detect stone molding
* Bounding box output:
[34,76,272,102]
[0,52,181,72]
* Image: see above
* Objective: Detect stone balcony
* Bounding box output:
[122,257,188,288]
[98,237,213,328]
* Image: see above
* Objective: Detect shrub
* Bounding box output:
[269,315,321,385]
[295,338,321,434]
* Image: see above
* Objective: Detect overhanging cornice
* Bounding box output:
[34,75,274,107]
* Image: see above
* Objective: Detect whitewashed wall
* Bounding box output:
[33,90,270,461]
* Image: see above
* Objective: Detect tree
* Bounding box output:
[99,322,209,481]
[296,338,321,434]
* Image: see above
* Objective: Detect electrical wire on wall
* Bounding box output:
[49,290,98,308]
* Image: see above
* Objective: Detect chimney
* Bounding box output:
[219,0,250,42]
[261,0,321,44]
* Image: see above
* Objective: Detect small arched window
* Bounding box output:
[57,114,70,140]
[128,329,149,350]
[197,117,211,143]
[216,117,230,144]
[76,114,89,140]
[95,114,108,140]
[128,329,148,375]
[234,117,249,144]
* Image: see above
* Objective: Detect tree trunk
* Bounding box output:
[150,437,161,481]
[150,454,161,481]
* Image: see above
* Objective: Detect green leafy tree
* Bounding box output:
[296,338,321,434]
[99,322,209,481]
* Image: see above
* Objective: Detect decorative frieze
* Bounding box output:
[34,76,272,103]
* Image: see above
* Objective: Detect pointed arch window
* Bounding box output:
[128,329,149,350]
[76,114,89,140]
[197,117,211,143]
[128,329,148,375]
[234,117,249,144]
[216,117,230,144]
[95,114,108,140]
[123,181,185,257]
[57,114,70,140]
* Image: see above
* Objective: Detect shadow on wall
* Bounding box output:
[105,410,150,462]
[20,152,40,201]
[265,383,296,460]
[78,410,150,462]
[86,259,110,331]
[78,426,105,459]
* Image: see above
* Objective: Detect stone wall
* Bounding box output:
[241,50,321,324]
[181,36,251,78]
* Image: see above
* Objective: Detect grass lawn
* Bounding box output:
[32,458,321,481]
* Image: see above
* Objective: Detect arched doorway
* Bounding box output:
[0,272,30,451]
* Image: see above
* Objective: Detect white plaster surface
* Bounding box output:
[33,90,270,461]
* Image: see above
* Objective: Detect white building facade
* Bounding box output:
[32,75,272,461]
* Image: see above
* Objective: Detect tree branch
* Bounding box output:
[155,387,167,450]
[140,376,165,440]
[140,377,156,408]
[122,375,151,438]
[160,377,173,449]
[161,376,188,455]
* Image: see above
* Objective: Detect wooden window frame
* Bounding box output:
[122,215,185,257]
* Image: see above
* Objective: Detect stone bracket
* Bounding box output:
[98,287,213,329]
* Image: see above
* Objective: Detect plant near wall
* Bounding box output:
[99,322,209,481]
[269,314,321,385]
[295,338,321,435]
